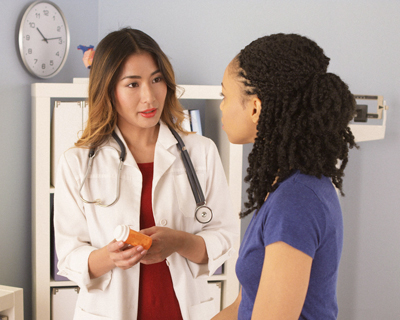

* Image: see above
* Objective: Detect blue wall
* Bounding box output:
[0,1,399,319]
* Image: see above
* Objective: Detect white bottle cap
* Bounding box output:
[113,225,129,242]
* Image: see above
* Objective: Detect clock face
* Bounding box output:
[19,1,70,78]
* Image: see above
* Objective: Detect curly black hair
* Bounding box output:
[235,33,358,218]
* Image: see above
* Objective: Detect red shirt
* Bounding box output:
[137,163,183,320]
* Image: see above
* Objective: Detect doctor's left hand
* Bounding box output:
[139,227,179,265]
[139,226,208,265]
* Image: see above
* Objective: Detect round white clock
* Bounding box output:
[18,0,70,79]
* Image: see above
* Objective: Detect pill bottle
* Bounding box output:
[113,225,152,250]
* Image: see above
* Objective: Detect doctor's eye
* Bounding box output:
[128,82,139,88]
[153,76,163,84]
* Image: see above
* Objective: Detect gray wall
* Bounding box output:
[1,0,399,319]
[0,1,98,318]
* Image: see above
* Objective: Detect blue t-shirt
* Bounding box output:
[236,171,343,320]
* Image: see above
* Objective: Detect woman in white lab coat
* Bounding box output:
[54,28,238,320]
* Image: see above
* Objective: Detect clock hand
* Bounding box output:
[36,28,48,43]
[46,37,62,41]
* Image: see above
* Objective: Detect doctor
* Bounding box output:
[54,28,238,320]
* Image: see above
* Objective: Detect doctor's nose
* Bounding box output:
[141,84,156,104]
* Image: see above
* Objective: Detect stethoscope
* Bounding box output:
[79,128,213,224]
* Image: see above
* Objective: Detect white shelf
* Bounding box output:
[32,80,241,320]
[50,280,77,288]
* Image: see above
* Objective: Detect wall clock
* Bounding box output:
[18,0,70,79]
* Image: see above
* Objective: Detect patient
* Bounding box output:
[213,33,358,320]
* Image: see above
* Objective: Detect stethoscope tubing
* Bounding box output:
[79,146,124,207]
[169,128,206,206]
[79,127,212,223]
[169,128,213,224]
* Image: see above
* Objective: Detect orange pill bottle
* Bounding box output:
[113,225,152,250]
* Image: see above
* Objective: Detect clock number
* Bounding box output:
[57,26,61,32]
[43,10,49,16]
[34,59,38,64]
[28,48,32,54]
[29,22,35,28]
[56,51,59,56]
[26,35,30,41]
[50,60,54,66]
[36,13,40,19]
[59,38,62,45]
[42,64,46,70]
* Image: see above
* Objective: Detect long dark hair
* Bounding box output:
[235,33,357,218]
[76,27,187,148]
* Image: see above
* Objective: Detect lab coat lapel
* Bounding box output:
[153,122,178,192]
[112,123,177,186]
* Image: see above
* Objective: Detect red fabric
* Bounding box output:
[137,163,183,320]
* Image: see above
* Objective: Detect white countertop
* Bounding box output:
[0,285,23,320]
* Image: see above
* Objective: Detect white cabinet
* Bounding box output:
[31,79,242,320]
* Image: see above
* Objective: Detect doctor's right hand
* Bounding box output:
[107,240,148,270]
[88,240,148,279]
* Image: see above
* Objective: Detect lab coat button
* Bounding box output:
[160,219,167,226]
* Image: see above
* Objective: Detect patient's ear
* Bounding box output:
[250,97,262,124]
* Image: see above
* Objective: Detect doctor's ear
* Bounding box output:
[250,96,262,124]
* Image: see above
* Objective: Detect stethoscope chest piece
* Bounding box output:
[195,205,213,224]
[169,127,213,224]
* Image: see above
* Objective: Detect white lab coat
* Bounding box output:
[54,121,239,320]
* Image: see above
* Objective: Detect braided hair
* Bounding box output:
[235,33,358,218]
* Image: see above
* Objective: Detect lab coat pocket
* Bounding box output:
[74,306,112,320]
[173,170,206,218]
[189,298,217,320]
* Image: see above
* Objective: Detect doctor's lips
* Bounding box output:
[139,108,157,118]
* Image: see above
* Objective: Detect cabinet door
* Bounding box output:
[51,287,79,320]
[51,101,85,187]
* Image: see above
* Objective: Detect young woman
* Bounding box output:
[54,28,238,320]
[213,34,357,320]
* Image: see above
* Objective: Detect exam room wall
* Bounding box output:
[0,1,99,319]
[97,1,400,319]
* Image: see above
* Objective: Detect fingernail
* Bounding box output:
[141,250,147,255]
[136,246,143,251]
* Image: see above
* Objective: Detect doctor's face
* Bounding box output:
[113,52,167,132]
[220,61,258,144]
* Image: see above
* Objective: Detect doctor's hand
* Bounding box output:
[139,227,178,265]
[139,227,208,265]
[88,240,148,279]
[107,240,148,270]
